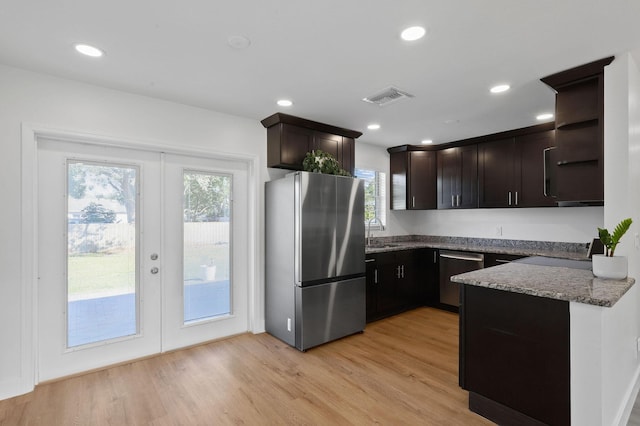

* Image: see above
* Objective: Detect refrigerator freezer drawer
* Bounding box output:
[295,277,365,351]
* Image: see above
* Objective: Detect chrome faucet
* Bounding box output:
[367,217,384,246]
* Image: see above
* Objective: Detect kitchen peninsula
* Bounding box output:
[452,260,635,426]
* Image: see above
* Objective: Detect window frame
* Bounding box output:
[354,168,386,231]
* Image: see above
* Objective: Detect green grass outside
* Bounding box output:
[68,245,230,298]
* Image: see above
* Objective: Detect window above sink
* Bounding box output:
[355,168,386,230]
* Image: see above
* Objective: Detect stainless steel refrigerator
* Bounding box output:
[265,171,365,351]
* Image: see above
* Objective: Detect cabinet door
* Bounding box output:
[438,146,478,209]
[341,137,355,176]
[420,248,439,305]
[365,257,378,322]
[312,131,341,159]
[375,250,415,315]
[409,151,437,210]
[389,152,408,210]
[394,250,419,309]
[478,138,515,208]
[281,124,313,168]
[437,148,459,209]
[458,145,478,208]
[517,130,556,207]
[376,258,402,314]
[461,285,570,426]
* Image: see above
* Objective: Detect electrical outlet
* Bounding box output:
[496,226,502,236]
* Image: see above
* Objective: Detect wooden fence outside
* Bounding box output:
[68,222,230,254]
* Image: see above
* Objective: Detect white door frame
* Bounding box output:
[20,123,261,391]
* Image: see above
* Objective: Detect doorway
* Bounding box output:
[36,137,251,382]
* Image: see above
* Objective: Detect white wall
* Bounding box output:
[0,64,267,399]
[403,207,602,243]
[600,51,640,425]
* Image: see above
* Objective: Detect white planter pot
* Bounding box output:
[592,254,628,280]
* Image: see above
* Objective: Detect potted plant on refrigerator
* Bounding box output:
[592,217,633,279]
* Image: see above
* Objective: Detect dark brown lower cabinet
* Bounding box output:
[365,249,437,322]
[460,285,570,426]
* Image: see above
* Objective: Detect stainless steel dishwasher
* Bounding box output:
[439,250,484,310]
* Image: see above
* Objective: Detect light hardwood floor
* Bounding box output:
[629,393,640,426]
[0,307,492,425]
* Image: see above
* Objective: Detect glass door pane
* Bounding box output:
[182,171,231,323]
[67,161,138,347]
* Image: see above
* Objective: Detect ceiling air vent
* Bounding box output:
[362,86,415,106]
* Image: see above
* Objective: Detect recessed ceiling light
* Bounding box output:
[401,26,426,41]
[277,99,293,107]
[421,139,433,145]
[367,124,381,130]
[536,113,554,120]
[74,43,104,58]
[227,35,251,49]
[490,84,510,94]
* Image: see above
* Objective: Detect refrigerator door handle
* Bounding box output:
[294,174,302,286]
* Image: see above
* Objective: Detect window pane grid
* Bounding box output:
[354,168,386,229]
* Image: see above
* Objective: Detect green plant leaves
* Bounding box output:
[302,150,350,176]
[598,217,633,256]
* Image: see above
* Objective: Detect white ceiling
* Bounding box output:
[1,0,640,147]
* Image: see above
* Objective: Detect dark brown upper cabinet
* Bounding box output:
[478,129,556,208]
[478,138,516,208]
[437,145,478,209]
[261,113,362,176]
[518,130,557,207]
[389,149,437,210]
[541,56,614,205]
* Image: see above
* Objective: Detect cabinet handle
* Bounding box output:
[451,195,455,207]
[374,269,378,284]
[543,147,556,197]
[401,265,405,278]
[396,265,401,279]
[515,191,518,206]
[456,194,460,207]
[433,251,437,263]
[412,196,415,208]
[508,191,512,206]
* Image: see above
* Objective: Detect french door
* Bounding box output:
[37,137,249,382]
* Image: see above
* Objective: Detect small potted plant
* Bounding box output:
[592,217,633,279]
[302,150,350,176]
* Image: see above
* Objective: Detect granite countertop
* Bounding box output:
[365,235,590,260]
[451,262,635,307]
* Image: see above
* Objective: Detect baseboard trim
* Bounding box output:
[0,377,33,402]
[615,363,640,426]
[469,392,549,426]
